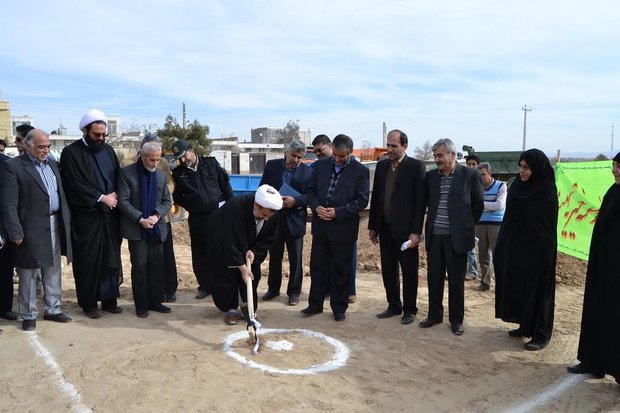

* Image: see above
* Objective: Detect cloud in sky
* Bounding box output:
[1,0,619,154]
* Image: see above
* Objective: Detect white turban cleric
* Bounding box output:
[255,184,283,210]
[79,109,108,130]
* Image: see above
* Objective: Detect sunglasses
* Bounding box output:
[314,144,327,154]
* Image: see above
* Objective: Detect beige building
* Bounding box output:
[0,95,10,141]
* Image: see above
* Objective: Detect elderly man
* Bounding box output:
[171,139,233,300]
[420,138,484,335]
[60,109,123,319]
[474,162,506,292]
[118,141,172,318]
[302,134,369,321]
[260,140,312,305]
[0,129,73,330]
[368,129,426,325]
[204,185,282,324]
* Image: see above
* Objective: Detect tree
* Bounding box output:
[414,140,433,160]
[156,114,211,155]
[279,119,300,144]
[595,153,608,161]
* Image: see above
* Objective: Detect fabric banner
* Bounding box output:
[555,160,614,260]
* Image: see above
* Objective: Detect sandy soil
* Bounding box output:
[2,217,619,413]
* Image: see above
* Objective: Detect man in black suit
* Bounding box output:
[0,149,17,321]
[419,138,484,335]
[302,134,369,321]
[260,140,312,305]
[368,129,426,325]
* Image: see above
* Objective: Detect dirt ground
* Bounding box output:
[2,216,619,413]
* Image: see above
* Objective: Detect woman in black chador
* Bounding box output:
[494,148,558,351]
[568,153,620,382]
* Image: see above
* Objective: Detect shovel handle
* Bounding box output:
[246,257,254,320]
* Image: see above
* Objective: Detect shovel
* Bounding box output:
[245,257,261,354]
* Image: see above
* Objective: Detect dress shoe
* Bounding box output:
[401,313,415,325]
[348,295,357,304]
[334,312,346,321]
[452,323,464,336]
[84,308,103,319]
[44,313,72,323]
[262,290,280,301]
[149,304,171,314]
[300,306,323,316]
[465,273,477,281]
[164,294,177,303]
[224,310,239,325]
[195,289,209,300]
[474,284,490,292]
[524,340,548,351]
[566,363,604,378]
[508,328,526,338]
[288,294,300,306]
[22,319,36,331]
[136,309,149,318]
[419,318,442,328]
[376,308,402,319]
[102,305,123,314]
[0,310,18,320]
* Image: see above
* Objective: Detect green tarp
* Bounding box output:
[555,161,614,260]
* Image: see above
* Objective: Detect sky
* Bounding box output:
[1,0,619,156]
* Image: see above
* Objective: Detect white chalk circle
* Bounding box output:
[223,328,350,375]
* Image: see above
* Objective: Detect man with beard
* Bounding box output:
[171,139,233,301]
[60,109,123,318]
[118,141,172,318]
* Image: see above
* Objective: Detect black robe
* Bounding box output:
[60,139,123,309]
[204,194,279,312]
[576,183,620,378]
[495,149,558,344]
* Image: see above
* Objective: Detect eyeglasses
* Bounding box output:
[314,144,327,154]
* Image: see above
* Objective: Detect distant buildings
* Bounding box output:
[251,126,311,146]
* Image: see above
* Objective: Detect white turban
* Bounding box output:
[79,109,108,130]
[255,184,283,210]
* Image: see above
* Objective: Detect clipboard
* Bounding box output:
[279,182,301,198]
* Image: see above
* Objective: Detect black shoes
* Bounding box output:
[334,313,346,321]
[508,328,526,338]
[401,314,415,325]
[164,294,177,303]
[300,306,323,316]
[22,319,36,331]
[376,308,402,319]
[474,284,490,291]
[102,305,123,314]
[0,310,18,320]
[44,313,72,323]
[149,304,171,314]
[419,318,442,328]
[84,307,103,319]
[524,340,547,351]
[262,290,280,301]
[566,363,604,378]
[136,309,148,318]
[451,323,464,336]
[195,289,209,300]
[288,294,300,306]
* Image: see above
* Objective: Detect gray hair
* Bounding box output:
[432,138,457,155]
[478,162,492,173]
[141,132,161,150]
[141,141,162,155]
[286,139,306,154]
[24,129,48,146]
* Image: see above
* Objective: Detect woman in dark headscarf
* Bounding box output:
[494,148,558,351]
[567,153,620,382]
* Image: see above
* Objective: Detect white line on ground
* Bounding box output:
[28,333,92,413]
[503,374,582,413]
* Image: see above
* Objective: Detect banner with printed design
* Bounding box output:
[555,160,614,260]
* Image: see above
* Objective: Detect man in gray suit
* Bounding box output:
[118,141,172,318]
[0,129,73,331]
[419,138,484,335]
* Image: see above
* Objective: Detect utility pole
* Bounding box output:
[382,122,387,147]
[521,105,532,151]
[612,123,614,154]
[182,102,187,129]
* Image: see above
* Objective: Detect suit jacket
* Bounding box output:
[0,154,73,268]
[368,155,426,240]
[424,163,484,254]
[117,162,172,242]
[306,156,369,242]
[259,158,312,238]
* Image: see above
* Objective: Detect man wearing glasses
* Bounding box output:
[312,135,332,160]
[60,109,124,319]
